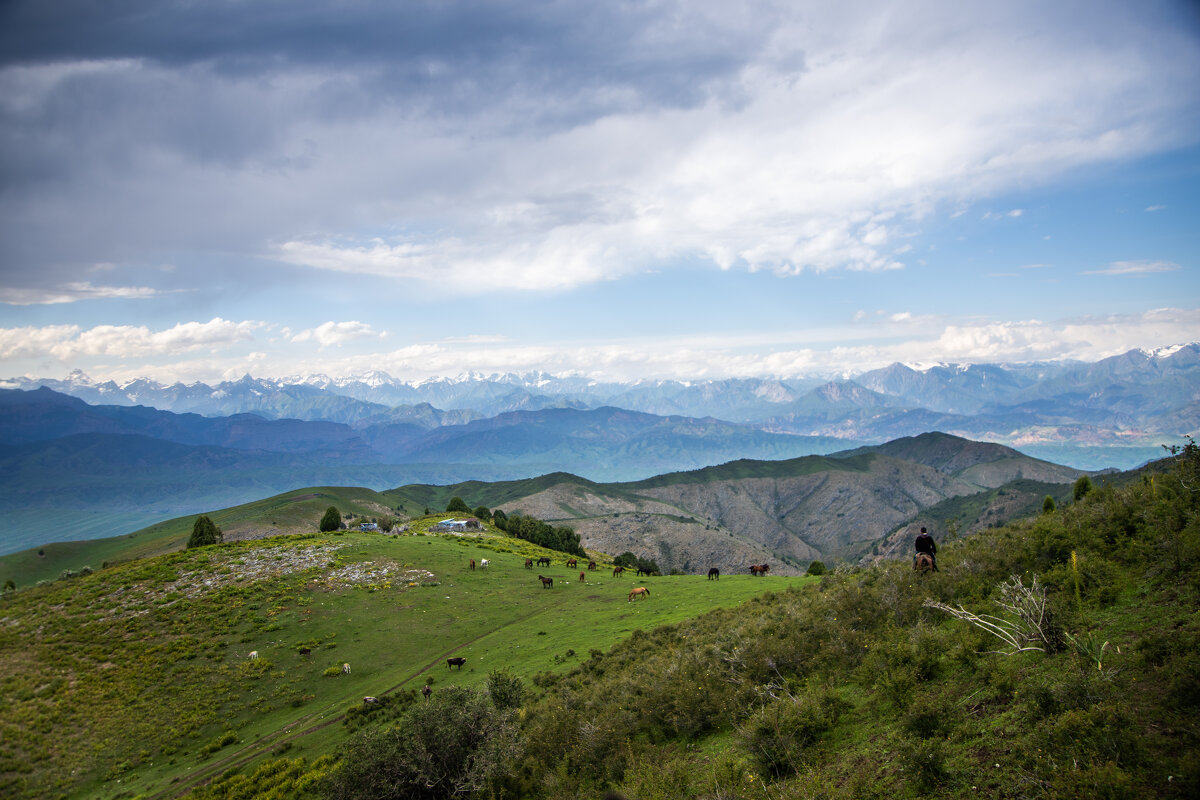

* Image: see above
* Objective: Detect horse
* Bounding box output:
[588,560,597,570]
[913,552,936,574]
[579,571,587,583]
[422,684,432,700]
[538,574,554,588]
[537,556,552,567]
[707,567,720,580]
[480,559,489,569]
[298,647,311,657]
[342,662,351,674]
[248,650,259,660]
[636,566,653,577]
[612,565,625,577]
[750,563,770,576]
[363,696,378,704]
[525,558,534,569]
[567,558,577,568]
[447,657,466,669]
[470,558,476,571]
[628,587,650,602]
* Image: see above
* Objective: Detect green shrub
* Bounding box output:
[741,687,847,778]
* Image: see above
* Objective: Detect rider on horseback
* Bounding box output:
[914,527,939,572]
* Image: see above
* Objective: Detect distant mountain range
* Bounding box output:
[5,344,1194,472]
[0,388,852,553]
[2,344,1194,555]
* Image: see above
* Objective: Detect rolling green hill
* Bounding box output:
[0,520,811,799]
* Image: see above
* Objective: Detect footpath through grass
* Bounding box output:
[0,522,808,800]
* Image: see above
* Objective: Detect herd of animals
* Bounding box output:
[245,554,780,680]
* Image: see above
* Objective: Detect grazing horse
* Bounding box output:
[470,558,476,571]
[567,558,577,568]
[636,566,653,577]
[579,571,587,582]
[525,558,534,569]
[447,657,466,670]
[628,587,650,602]
[913,552,935,574]
[298,647,311,657]
[707,567,720,580]
[750,564,770,576]
[588,560,597,570]
[422,684,432,700]
[480,559,489,569]
[538,574,554,588]
[248,650,259,660]
[537,556,552,567]
[342,662,351,674]
[612,565,625,577]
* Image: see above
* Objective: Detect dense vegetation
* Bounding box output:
[492,511,586,558]
[188,444,1199,799]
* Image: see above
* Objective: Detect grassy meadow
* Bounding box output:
[0,516,809,800]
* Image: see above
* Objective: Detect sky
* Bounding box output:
[1,0,1199,385]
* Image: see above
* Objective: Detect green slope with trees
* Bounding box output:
[179,443,1198,799]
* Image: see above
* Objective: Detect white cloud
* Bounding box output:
[0,282,161,305]
[291,321,384,347]
[1145,204,1166,212]
[0,318,262,362]
[1083,260,1180,276]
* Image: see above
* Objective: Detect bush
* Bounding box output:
[741,687,847,778]
[806,560,827,575]
[320,686,519,800]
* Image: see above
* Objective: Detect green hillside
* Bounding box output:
[0,518,810,799]
[168,445,1198,799]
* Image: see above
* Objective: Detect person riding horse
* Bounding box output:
[914,527,938,572]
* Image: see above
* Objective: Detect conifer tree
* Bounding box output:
[186,515,222,548]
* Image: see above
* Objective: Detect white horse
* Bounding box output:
[248,651,259,660]
[480,559,489,569]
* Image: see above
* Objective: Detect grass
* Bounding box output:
[0,523,811,799]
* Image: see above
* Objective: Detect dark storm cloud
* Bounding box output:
[0,0,767,116]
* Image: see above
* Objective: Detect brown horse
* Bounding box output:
[537,556,552,567]
[707,567,720,580]
[612,565,625,577]
[588,560,597,570]
[470,559,475,571]
[749,564,770,576]
[628,587,650,602]
[579,571,586,583]
[524,558,534,569]
[636,566,653,577]
[913,552,935,574]
[567,558,578,568]
[538,574,554,588]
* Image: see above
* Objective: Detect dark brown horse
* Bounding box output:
[538,574,554,588]
[469,559,475,570]
[524,558,534,569]
[636,566,653,577]
[537,556,552,567]
[447,657,466,669]
[588,560,597,570]
[612,565,625,577]
[913,552,935,574]
[749,564,770,576]
[707,567,720,580]
[579,571,587,583]
[567,558,578,568]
